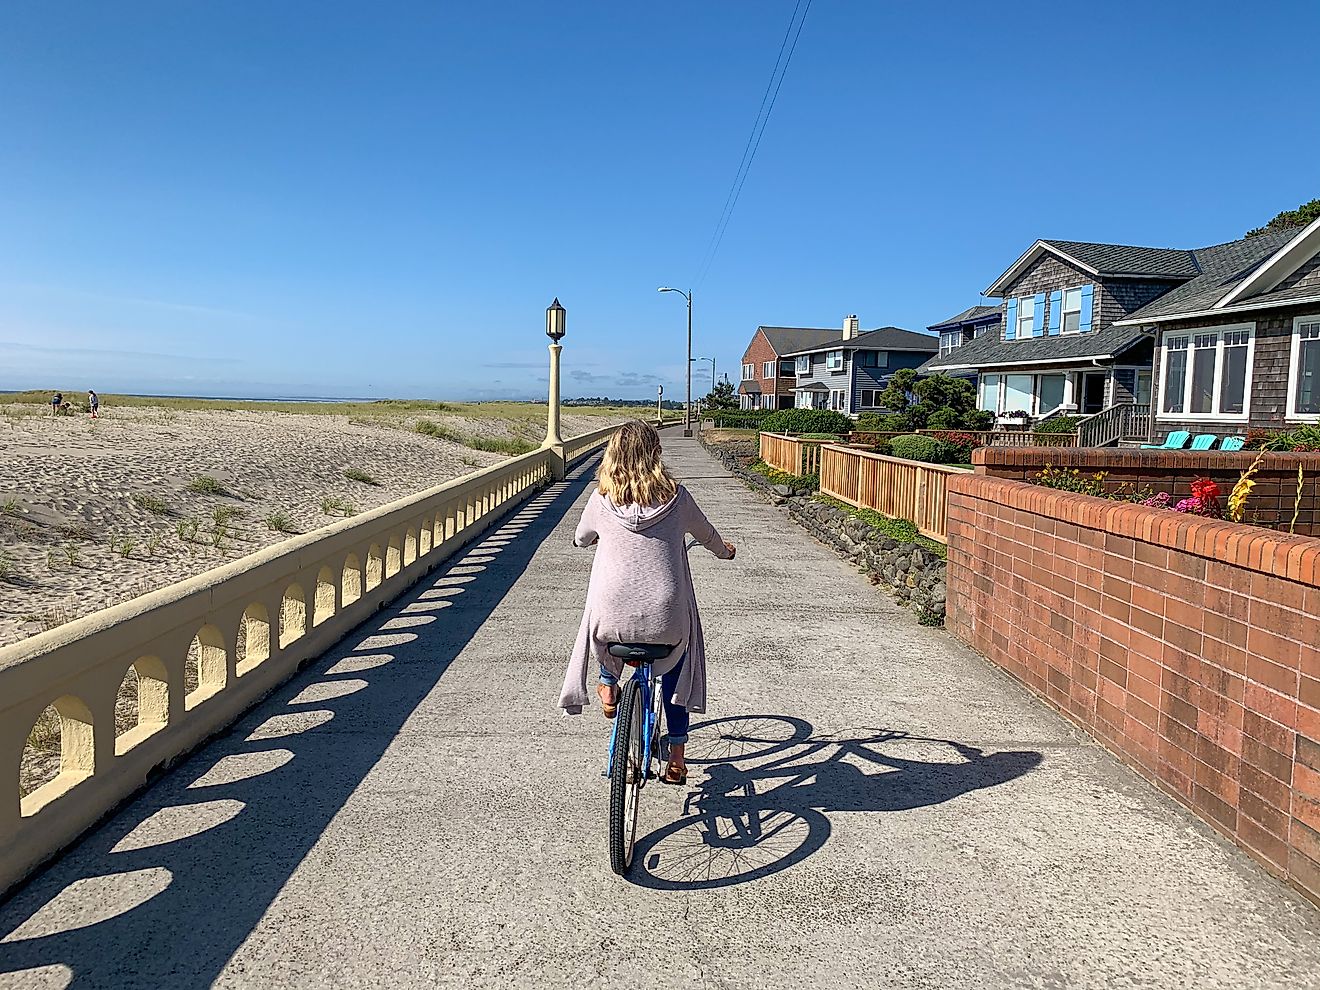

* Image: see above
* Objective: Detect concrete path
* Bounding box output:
[2,435,1319,989]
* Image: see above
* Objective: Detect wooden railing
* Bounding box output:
[819,444,971,543]
[846,429,1078,449]
[1076,403,1151,448]
[759,432,828,477]
[0,423,621,895]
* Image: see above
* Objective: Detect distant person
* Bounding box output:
[88,390,100,418]
[51,392,62,417]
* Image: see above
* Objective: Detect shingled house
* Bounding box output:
[926,305,1002,382]
[780,317,938,414]
[738,324,843,411]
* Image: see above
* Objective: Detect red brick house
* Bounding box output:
[738,323,845,411]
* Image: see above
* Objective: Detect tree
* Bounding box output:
[877,368,919,413]
[1247,198,1320,237]
[872,371,991,431]
[702,378,739,411]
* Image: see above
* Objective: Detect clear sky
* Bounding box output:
[2,1,1317,401]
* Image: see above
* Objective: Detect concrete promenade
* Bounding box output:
[1,434,1318,988]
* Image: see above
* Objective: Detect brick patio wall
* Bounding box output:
[974,446,1320,536]
[945,473,1320,905]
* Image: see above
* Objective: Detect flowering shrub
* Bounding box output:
[1034,465,1109,497]
[930,430,983,463]
[1174,477,1222,517]
[1140,492,1171,509]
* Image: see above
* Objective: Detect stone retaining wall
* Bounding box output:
[702,438,947,623]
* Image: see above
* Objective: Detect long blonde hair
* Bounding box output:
[597,420,678,507]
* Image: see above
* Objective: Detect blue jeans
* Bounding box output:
[599,654,689,744]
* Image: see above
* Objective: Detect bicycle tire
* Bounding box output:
[608,679,644,875]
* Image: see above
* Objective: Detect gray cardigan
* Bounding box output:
[558,486,731,715]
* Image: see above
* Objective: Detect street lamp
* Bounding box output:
[694,356,716,395]
[658,286,693,437]
[543,298,566,448]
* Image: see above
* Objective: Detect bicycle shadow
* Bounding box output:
[630,716,1043,890]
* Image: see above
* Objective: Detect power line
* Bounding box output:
[692,0,813,289]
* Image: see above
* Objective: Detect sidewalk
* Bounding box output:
[0,434,1317,989]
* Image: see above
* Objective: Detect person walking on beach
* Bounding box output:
[50,392,62,417]
[559,420,736,785]
[87,390,99,418]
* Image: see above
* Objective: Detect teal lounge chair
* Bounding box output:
[1143,430,1190,450]
[1220,436,1246,451]
[1189,434,1217,451]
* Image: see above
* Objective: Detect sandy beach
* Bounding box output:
[0,398,630,650]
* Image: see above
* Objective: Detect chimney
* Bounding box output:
[843,314,859,340]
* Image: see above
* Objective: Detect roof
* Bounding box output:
[758,327,842,355]
[985,239,1199,296]
[1116,225,1319,324]
[780,326,937,357]
[928,304,1001,331]
[921,322,1150,372]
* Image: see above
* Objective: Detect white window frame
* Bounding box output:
[825,350,844,372]
[1015,295,1035,339]
[830,389,846,412]
[795,355,811,376]
[1156,323,1255,422]
[762,360,775,379]
[940,332,960,357]
[1060,286,1083,334]
[1286,314,1320,422]
[741,363,755,381]
[979,374,1002,413]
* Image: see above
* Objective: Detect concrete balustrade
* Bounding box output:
[0,422,622,894]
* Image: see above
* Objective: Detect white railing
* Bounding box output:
[0,424,620,894]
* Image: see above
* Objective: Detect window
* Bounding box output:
[795,355,811,376]
[1289,317,1320,419]
[940,332,960,357]
[826,350,844,371]
[859,389,883,408]
[830,389,846,412]
[973,325,990,339]
[979,374,1001,412]
[1015,296,1035,338]
[763,360,776,379]
[1038,374,1066,413]
[742,363,755,381]
[1159,325,1253,419]
[779,360,795,377]
[1061,287,1083,334]
[1135,370,1153,407]
[1004,375,1034,413]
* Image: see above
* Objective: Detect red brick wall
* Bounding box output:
[946,474,1320,905]
[974,446,1320,535]
[739,330,794,409]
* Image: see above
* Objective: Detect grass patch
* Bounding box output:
[813,494,947,558]
[1,497,20,516]
[415,419,536,456]
[57,521,92,541]
[0,551,13,579]
[131,492,171,515]
[265,512,297,533]
[343,467,381,486]
[176,517,200,543]
[749,460,819,491]
[187,475,226,496]
[319,495,356,517]
[211,505,244,527]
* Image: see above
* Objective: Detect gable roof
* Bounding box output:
[921,321,1149,372]
[780,326,937,357]
[928,304,1001,331]
[1115,221,1320,324]
[985,239,1199,296]
[757,326,842,355]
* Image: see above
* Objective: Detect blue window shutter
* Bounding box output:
[1032,293,1045,337]
[1048,290,1062,335]
[1080,284,1095,332]
[1004,299,1017,340]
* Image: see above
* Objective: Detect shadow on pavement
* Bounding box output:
[0,461,599,990]
[630,716,1043,891]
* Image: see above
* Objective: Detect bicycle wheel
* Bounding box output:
[608,679,645,875]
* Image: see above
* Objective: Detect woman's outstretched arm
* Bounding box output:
[574,492,600,547]
[681,488,735,559]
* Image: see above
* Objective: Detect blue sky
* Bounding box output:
[2,1,1317,400]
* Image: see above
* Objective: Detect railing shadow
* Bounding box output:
[629,716,1043,891]
[0,459,600,989]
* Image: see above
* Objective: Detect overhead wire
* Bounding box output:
[692,0,813,290]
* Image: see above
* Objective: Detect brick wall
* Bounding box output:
[1150,302,1320,439]
[946,473,1320,905]
[740,330,793,410]
[975,446,1320,535]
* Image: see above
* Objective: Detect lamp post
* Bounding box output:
[656,384,663,423]
[694,356,716,395]
[543,298,566,448]
[658,286,693,437]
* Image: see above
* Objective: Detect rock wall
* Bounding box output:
[701,437,947,623]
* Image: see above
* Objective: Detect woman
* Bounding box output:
[559,421,735,785]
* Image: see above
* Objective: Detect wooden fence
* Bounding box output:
[759,432,826,477]
[818,444,971,542]
[847,429,1079,448]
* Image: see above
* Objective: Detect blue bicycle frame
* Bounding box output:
[603,663,663,781]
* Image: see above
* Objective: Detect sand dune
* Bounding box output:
[0,402,626,648]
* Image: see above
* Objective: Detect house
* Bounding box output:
[737,325,844,410]
[1115,215,1320,442]
[920,239,1209,427]
[780,316,938,414]
[925,305,1002,381]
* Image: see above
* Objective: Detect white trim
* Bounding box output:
[985,240,1100,296]
[1114,291,1320,326]
[1217,216,1320,309]
[1286,313,1320,423]
[1155,322,1255,423]
[1013,294,1036,339]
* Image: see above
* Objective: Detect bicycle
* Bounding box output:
[603,641,675,875]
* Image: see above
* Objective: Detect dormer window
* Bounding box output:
[826,350,844,371]
[1061,287,1083,333]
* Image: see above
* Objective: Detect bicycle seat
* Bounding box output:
[607,643,674,663]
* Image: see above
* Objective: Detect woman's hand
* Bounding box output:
[724,541,737,559]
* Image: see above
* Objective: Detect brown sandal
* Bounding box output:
[661,760,687,785]
[598,686,617,719]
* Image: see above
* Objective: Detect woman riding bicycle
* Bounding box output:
[559,420,735,785]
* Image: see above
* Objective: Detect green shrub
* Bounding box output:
[1256,425,1320,452]
[855,411,909,433]
[889,434,943,463]
[797,432,843,441]
[749,460,819,491]
[813,495,946,558]
[760,408,853,436]
[1033,415,1082,435]
[872,440,892,456]
[925,407,962,431]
